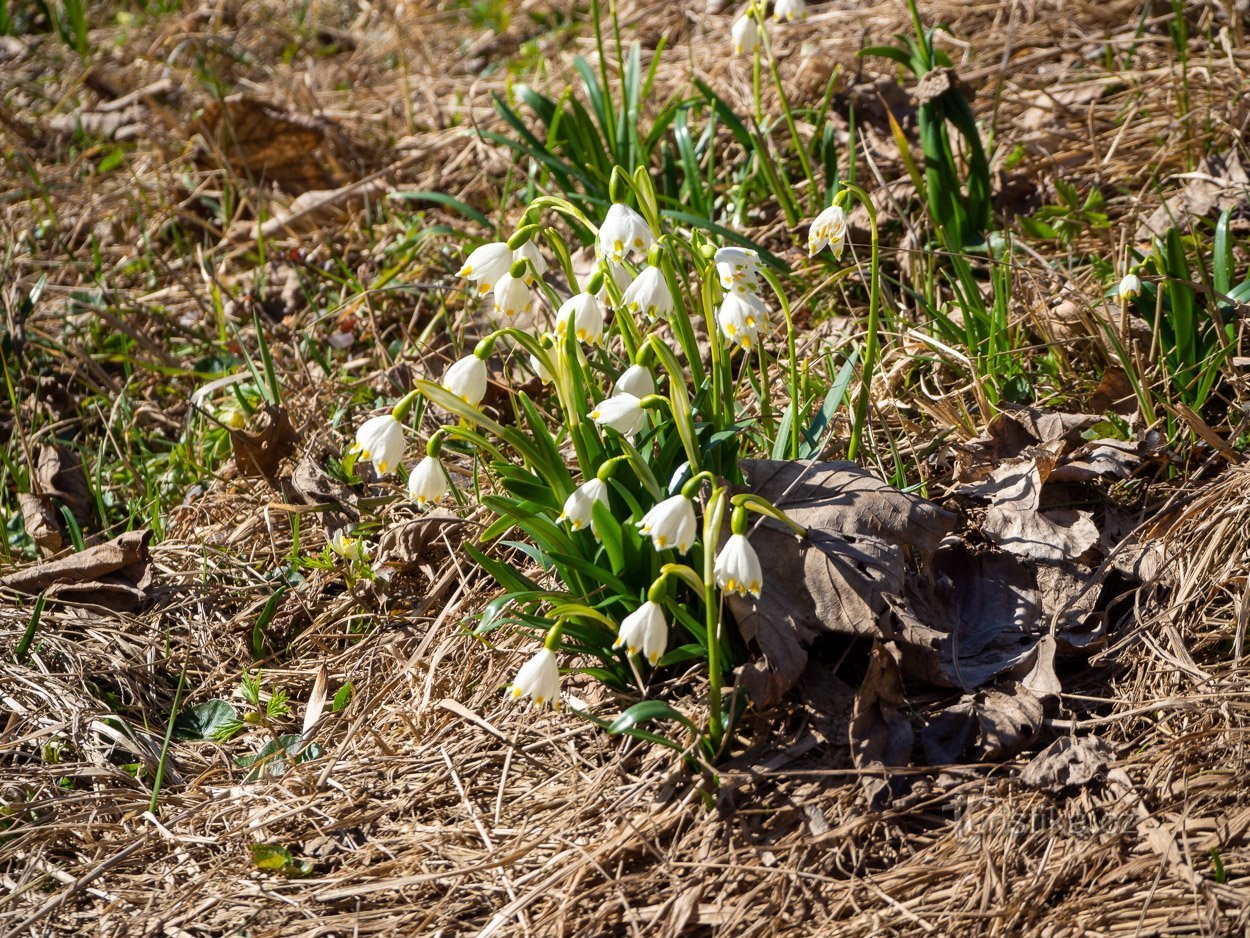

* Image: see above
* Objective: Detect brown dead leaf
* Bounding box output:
[376,511,468,571]
[35,444,92,526]
[727,459,957,705]
[919,681,1047,764]
[849,643,913,806]
[19,491,63,557]
[189,95,334,193]
[1020,735,1113,790]
[247,179,389,241]
[0,529,151,610]
[285,452,359,534]
[230,405,299,481]
[1137,149,1250,242]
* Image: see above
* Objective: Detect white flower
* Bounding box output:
[509,647,561,708]
[1118,273,1142,300]
[407,455,449,508]
[558,478,609,532]
[457,242,512,295]
[529,353,553,384]
[590,392,647,438]
[443,355,488,406]
[620,266,673,321]
[615,601,669,665]
[614,364,655,398]
[556,293,605,345]
[598,203,653,264]
[808,204,848,258]
[714,533,763,598]
[354,414,405,477]
[732,14,759,55]
[717,292,768,350]
[492,270,533,319]
[638,494,697,553]
[714,247,761,294]
[329,530,367,562]
[773,0,807,20]
[512,240,548,282]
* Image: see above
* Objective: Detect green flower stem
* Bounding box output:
[730,493,807,536]
[660,254,706,386]
[702,487,727,748]
[839,183,881,462]
[543,620,565,651]
[658,562,705,596]
[390,388,422,422]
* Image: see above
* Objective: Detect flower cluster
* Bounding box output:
[712,247,769,351]
[732,0,808,57]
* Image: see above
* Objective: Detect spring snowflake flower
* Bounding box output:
[591,392,647,438]
[529,353,553,384]
[614,364,655,398]
[714,247,761,294]
[558,478,609,533]
[512,240,548,282]
[354,414,405,477]
[732,14,760,55]
[329,530,367,562]
[615,601,669,665]
[442,355,488,406]
[457,242,512,295]
[556,293,605,345]
[1118,273,1142,301]
[509,647,561,709]
[808,204,848,259]
[620,266,673,321]
[407,455,449,508]
[773,0,807,20]
[492,270,533,320]
[599,203,653,264]
[638,494,697,553]
[717,292,768,350]
[714,533,764,598]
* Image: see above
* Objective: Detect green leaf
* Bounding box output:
[250,843,292,870]
[389,191,492,229]
[332,681,353,713]
[173,699,239,741]
[609,699,697,734]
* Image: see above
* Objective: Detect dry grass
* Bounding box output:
[4,0,1250,935]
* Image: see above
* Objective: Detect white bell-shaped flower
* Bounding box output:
[1118,273,1142,300]
[613,364,655,398]
[558,478,609,533]
[615,600,669,665]
[329,530,367,562]
[509,647,561,709]
[773,0,807,20]
[714,533,764,598]
[808,204,848,259]
[714,247,761,294]
[637,494,697,553]
[443,355,488,406]
[512,240,548,282]
[407,455,449,508]
[590,392,647,438]
[354,414,405,477]
[457,242,512,295]
[598,203,653,264]
[492,270,533,320]
[529,352,553,384]
[732,14,760,55]
[717,292,768,350]
[620,266,673,322]
[556,293,605,346]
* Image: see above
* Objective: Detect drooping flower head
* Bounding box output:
[620,266,673,322]
[354,414,405,477]
[808,204,848,259]
[773,0,807,21]
[598,203,653,264]
[714,533,764,598]
[457,242,512,295]
[1118,273,1142,301]
[717,292,768,351]
[615,601,669,665]
[637,494,697,553]
[732,14,760,55]
[509,647,561,709]
[512,240,548,283]
[492,270,533,320]
[591,392,647,438]
[443,355,488,406]
[556,293,606,346]
[407,455,449,508]
[529,353,553,384]
[714,247,761,295]
[558,478,610,533]
[614,364,655,399]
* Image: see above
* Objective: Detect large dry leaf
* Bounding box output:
[1136,149,1250,242]
[849,643,913,806]
[189,95,334,193]
[727,459,957,705]
[964,457,1098,563]
[919,682,1047,764]
[376,511,469,571]
[247,179,389,240]
[35,444,92,526]
[1,530,151,610]
[1020,735,1113,790]
[285,452,359,534]
[229,405,299,481]
[19,491,63,557]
